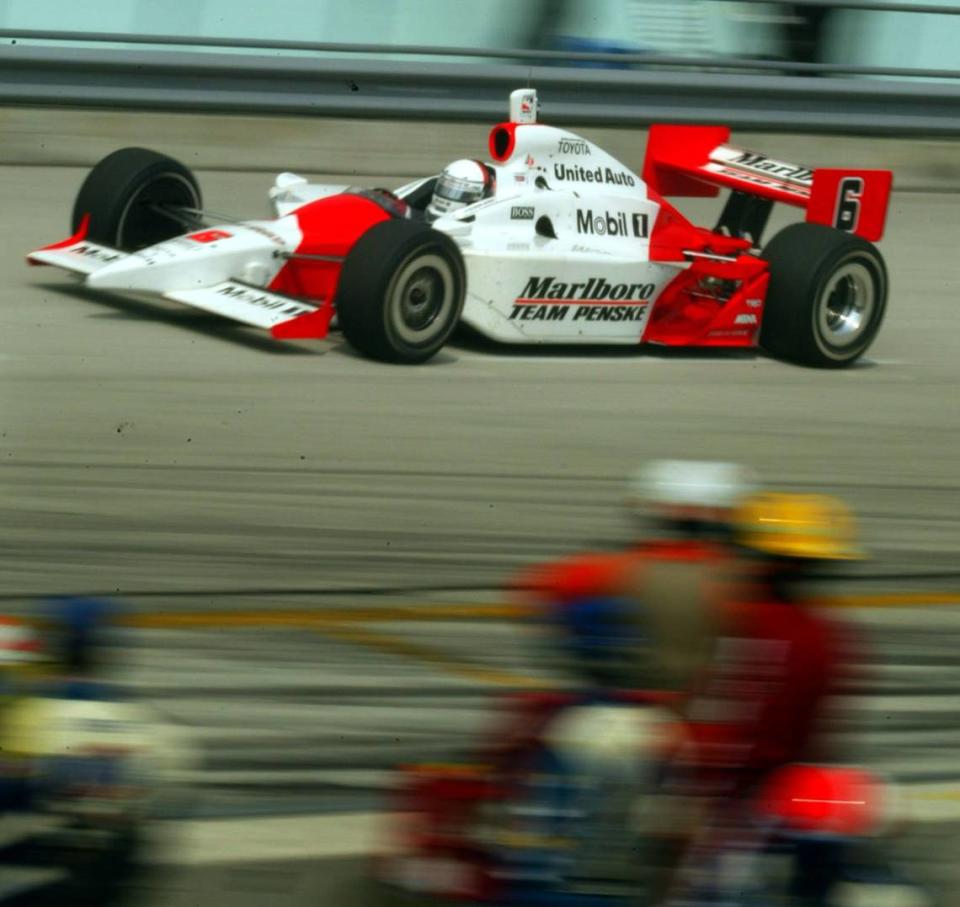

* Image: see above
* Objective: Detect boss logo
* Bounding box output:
[511,206,535,220]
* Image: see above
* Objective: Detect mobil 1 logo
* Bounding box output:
[576,209,649,239]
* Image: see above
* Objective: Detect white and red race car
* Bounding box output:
[29,89,892,367]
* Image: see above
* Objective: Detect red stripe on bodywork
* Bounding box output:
[643,253,768,348]
[27,213,91,265]
[271,308,335,341]
[188,228,232,244]
[514,298,649,306]
[268,193,391,338]
[643,125,730,198]
[488,122,518,162]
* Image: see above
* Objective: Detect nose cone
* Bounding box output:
[82,225,285,295]
[85,253,155,291]
[85,238,229,295]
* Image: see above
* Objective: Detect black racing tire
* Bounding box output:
[336,219,465,364]
[760,223,887,368]
[71,147,202,251]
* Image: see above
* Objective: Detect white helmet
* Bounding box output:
[628,459,757,524]
[427,159,494,220]
[542,703,678,771]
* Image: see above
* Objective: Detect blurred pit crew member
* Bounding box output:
[438,462,749,901]
[0,618,43,816]
[0,598,192,907]
[513,459,756,693]
[618,460,756,693]
[386,464,753,903]
[662,492,863,905]
[426,159,496,220]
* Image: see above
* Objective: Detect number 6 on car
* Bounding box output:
[28,88,892,368]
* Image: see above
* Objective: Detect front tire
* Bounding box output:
[72,147,202,251]
[760,223,887,368]
[336,219,465,364]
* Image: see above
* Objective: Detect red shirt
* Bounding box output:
[683,590,850,788]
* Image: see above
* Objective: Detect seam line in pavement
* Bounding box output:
[309,622,547,688]
[117,592,960,630]
[103,593,960,688]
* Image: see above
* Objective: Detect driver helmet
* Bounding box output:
[627,459,757,533]
[427,159,495,220]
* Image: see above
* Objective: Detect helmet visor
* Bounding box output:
[435,173,484,206]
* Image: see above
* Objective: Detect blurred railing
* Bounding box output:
[1,0,960,134]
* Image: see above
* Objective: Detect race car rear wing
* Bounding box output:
[642,125,892,242]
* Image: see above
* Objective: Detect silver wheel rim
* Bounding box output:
[386,252,456,346]
[116,172,200,249]
[816,260,876,350]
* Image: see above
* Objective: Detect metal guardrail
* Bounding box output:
[2,45,959,135]
[1,10,960,135]
[2,28,960,80]
[729,0,960,12]
[732,0,960,16]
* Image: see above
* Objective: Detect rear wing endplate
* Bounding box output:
[642,125,893,242]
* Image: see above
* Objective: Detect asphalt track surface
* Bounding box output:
[3,166,960,903]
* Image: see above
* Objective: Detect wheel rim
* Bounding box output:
[816,261,876,350]
[116,173,200,251]
[386,252,457,347]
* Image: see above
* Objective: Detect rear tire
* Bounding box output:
[72,147,202,251]
[760,223,887,368]
[336,219,465,364]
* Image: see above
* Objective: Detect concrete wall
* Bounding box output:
[2,106,958,191]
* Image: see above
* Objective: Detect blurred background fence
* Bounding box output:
[1,1,960,132]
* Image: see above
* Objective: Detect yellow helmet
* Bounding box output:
[734,492,863,560]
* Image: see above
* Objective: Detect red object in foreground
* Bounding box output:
[757,764,892,837]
